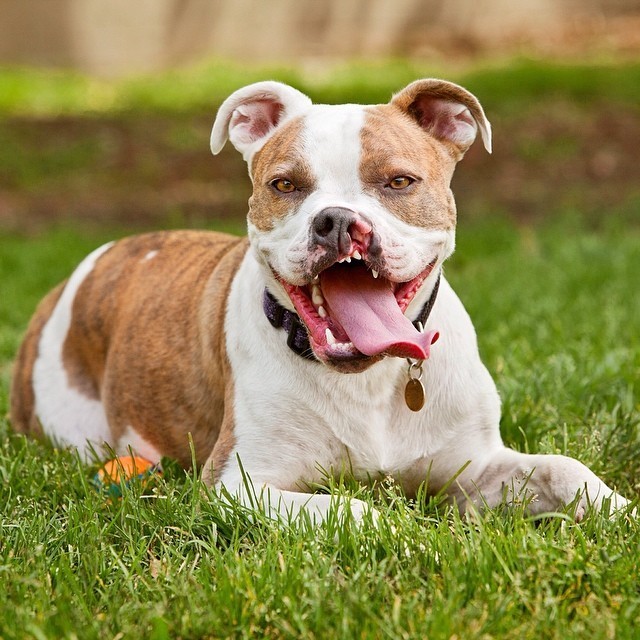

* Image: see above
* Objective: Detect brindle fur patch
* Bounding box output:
[249,117,317,231]
[204,376,237,484]
[360,105,458,230]
[391,80,488,157]
[12,230,248,468]
[97,231,247,467]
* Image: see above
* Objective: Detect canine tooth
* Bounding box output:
[352,250,362,260]
[372,269,379,279]
[325,328,336,345]
[318,305,327,318]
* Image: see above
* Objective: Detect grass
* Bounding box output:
[1,55,639,638]
[1,214,639,639]
[2,58,640,117]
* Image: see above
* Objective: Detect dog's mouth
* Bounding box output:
[277,253,439,366]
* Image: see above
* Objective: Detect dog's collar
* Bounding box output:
[263,288,317,360]
[263,272,442,361]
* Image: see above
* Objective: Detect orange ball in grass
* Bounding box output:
[92,455,161,497]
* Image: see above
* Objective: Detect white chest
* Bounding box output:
[225,256,500,491]
[307,359,447,479]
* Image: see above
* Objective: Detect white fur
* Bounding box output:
[33,243,114,460]
[142,250,158,262]
[218,256,499,514]
[117,426,163,463]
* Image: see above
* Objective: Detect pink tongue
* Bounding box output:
[320,264,439,359]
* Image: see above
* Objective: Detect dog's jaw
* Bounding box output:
[269,248,440,370]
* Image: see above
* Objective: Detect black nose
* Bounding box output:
[311,207,355,255]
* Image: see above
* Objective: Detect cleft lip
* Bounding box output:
[307,218,383,281]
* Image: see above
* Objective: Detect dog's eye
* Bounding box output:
[387,176,414,190]
[270,178,297,193]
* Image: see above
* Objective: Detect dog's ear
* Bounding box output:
[210,81,312,162]
[391,79,492,157]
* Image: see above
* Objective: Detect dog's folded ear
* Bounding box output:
[391,79,492,157]
[210,81,312,162]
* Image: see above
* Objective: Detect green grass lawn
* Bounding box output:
[1,55,639,639]
[1,214,639,640]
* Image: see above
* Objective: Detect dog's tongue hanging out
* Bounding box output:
[320,264,439,360]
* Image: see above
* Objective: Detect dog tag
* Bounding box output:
[404,378,425,411]
[405,358,425,411]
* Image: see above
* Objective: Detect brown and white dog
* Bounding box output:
[10,79,630,523]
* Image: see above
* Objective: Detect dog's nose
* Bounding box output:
[311,207,357,255]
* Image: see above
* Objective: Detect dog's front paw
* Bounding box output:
[539,457,633,521]
[473,450,634,522]
[586,491,634,521]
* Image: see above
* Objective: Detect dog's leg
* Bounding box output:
[205,454,376,526]
[452,448,630,520]
[221,481,376,526]
[203,379,377,526]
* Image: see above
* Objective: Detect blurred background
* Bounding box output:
[2,0,639,76]
[0,0,639,233]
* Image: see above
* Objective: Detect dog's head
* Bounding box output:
[211,79,491,372]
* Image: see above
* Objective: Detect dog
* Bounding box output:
[10,79,631,523]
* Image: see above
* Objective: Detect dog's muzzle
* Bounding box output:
[308,207,381,275]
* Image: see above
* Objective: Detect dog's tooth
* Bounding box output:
[311,285,324,306]
[345,257,351,263]
[325,328,336,345]
[313,275,319,282]
[372,269,379,279]
[353,250,362,260]
[318,305,327,318]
